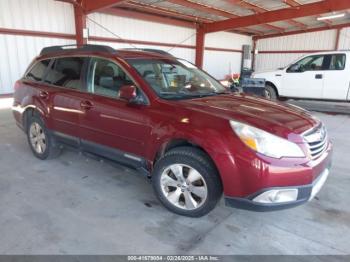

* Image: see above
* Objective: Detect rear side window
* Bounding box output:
[45,57,85,89]
[26,59,51,82]
[329,54,346,70]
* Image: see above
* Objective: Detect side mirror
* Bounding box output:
[119,85,137,102]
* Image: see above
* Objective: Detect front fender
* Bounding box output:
[145,117,234,165]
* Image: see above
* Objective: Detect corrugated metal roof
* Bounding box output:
[119,0,350,37]
[246,0,286,11]
[192,0,254,16]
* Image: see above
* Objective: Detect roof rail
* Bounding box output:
[121,48,174,57]
[40,44,116,56]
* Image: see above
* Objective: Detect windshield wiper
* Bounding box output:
[159,90,229,100]
[214,91,231,95]
[159,92,192,100]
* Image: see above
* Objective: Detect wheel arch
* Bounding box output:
[152,138,221,181]
[265,81,279,97]
[154,138,200,163]
[22,106,47,130]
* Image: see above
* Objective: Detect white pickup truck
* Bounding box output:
[252,51,350,101]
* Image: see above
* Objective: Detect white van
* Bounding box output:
[253,51,350,101]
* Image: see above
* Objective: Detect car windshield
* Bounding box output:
[127,58,228,100]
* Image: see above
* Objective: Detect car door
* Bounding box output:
[44,56,88,146]
[322,53,350,100]
[79,57,152,163]
[21,58,54,119]
[280,54,326,99]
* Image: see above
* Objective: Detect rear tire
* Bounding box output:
[265,84,278,101]
[26,114,60,160]
[152,147,222,217]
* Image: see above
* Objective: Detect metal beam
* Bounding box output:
[167,0,237,18]
[282,0,316,29]
[225,0,297,32]
[283,1,309,29]
[195,26,205,69]
[227,0,266,13]
[89,35,242,53]
[102,8,197,28]
[55,0,77,5]
[256,49,333,54]
[261,24,285,33]
[252,38,257,71]
[335,28,341,50]
[284,0,301,7]
[90,35,194,49]
[320,19,333,27]
[121,1,212,23]
[205,0,350,33]
[74,3,87,45]
[84,0,126,13]
[223,0,263,13]
[172,0,284,32]
[287,19,307,29]
[235,28,264,36]
[0,27,75,40]
[254,22,350,40]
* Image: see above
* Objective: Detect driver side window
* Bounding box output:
[287,55,325,73]
[87,58,134,98]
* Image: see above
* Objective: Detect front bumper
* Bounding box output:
[225,167,330,211]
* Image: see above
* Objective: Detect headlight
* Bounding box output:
[230,120,305,158]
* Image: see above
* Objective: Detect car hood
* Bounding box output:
[178,94,319,142]
[253,69,282,76]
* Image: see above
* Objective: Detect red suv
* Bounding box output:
[12,45,332,217]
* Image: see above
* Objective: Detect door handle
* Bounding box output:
[315,74,323,79]
[39,91,49,99]
[80,100,94,110]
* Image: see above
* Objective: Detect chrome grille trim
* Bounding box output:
[303,124,328,160]
[310,137,328,155]
[308,139,327,149]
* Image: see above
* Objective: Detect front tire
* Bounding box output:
[152,147,222,217]
[26,114,60,160]
[265,84,278,100]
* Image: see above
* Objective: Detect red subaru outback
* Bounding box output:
[12,45,332,217]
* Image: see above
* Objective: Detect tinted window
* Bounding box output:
[45,57,85,89]
[87,58,134,98]
[329,54,346,70]
[299,55,324,71]
[26,59,51,81]
[287,55,326,72]
[128,58,226,99]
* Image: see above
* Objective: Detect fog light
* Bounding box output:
[253,189,298,204]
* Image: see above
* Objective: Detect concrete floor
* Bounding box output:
[0,103,350,255]
[288,99,350,115]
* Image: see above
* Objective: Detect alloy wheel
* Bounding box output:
[29,122,47,154]
[160,164,208,210]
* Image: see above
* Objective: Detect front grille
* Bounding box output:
[303,124,328,160]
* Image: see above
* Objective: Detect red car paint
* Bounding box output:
[12,49,332,202]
